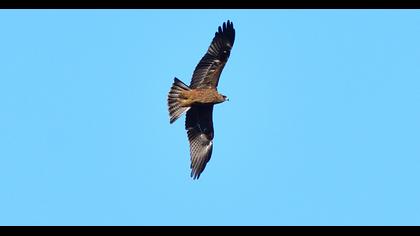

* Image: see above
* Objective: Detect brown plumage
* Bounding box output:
[167,20,235,179]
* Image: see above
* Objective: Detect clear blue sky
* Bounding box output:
[0,10,419,226]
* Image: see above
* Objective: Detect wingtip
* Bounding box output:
[190,171,200,180]
[218,20,234,33]
[222,20,231,31]
[225,20,233,28]
[215,20,235,42]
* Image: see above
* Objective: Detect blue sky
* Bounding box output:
[0,10,420,226]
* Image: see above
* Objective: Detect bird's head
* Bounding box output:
[222,95,229,102]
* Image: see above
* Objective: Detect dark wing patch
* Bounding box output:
[189,20,235,90]
[185,105,214,179]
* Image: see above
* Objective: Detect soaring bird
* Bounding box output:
[167,20,235,179]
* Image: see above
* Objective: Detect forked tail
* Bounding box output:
[167,78,191,124]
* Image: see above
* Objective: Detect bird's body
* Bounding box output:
[176,88,226,107]
[167,20,235,179]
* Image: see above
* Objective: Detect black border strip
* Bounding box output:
[1,226,420,234]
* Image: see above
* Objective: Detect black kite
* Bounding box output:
[167,20,235,179]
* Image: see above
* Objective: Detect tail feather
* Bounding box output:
[168,78,191,124]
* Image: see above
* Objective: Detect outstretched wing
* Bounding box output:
[189,20,235,90]
[185,105,214,179]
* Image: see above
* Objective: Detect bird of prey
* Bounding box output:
[167,20,235,179]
